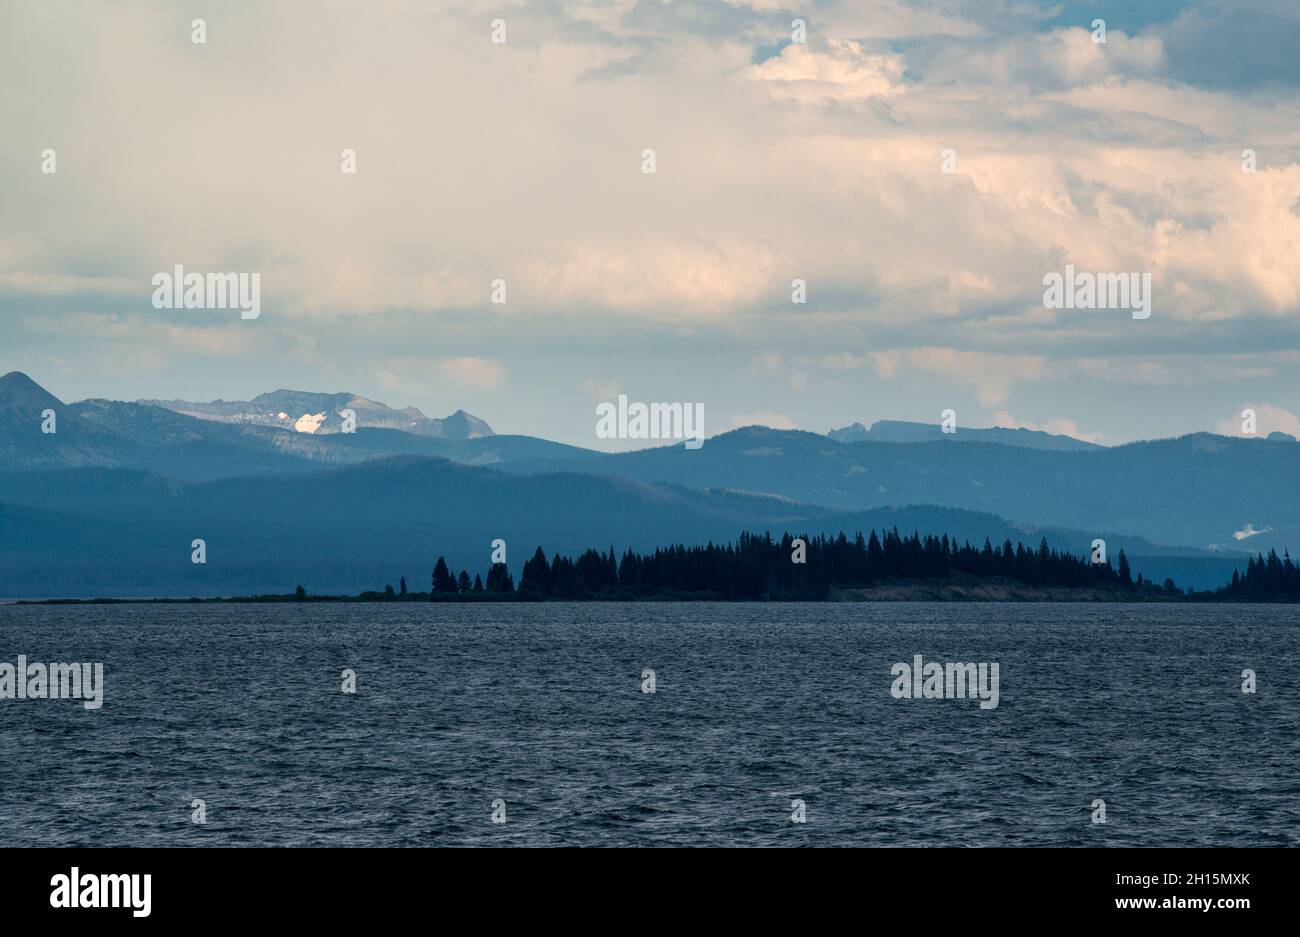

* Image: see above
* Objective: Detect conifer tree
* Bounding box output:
[432,557,457,594]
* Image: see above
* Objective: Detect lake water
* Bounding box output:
[1,602,1296,847]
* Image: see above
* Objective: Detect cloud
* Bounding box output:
[732,410,797,430]
[436,357,506,391]
[993,410,1105,444]
[3,1,1300,447]
[18,312,260,358]
[1215,403,1300,438]
[3,0,1296,339]
[744,39,908,103]
[869,348,1051,406]
[518,239,777,318]
[1234,523,1273,541]
[812,353,867,371]
[913,27,1164,90]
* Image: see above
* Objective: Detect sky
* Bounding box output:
[2,0,1299,449]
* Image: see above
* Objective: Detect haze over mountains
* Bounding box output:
[140,389,493,438]
[828,420,1101,451]
[497,426,1300,555]
[2,371,1293,597]
[1,371,518,479]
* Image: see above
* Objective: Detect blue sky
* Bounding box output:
[2,0,1299,448]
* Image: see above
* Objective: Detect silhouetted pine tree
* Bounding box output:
[432,557,457,595]
[520,547,551,594]
[486,562,513,592]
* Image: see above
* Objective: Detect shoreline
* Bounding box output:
[8,583,1297,605]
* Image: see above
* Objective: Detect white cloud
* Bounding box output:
[1234,523,1272,541]
[993,410,1105,444]
[3,1,1296,337]
[744,39,907,104]
[1216,403,1300,438]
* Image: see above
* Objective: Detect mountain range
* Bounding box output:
[1,371,1292,597]
[139,389,493,438]
[827,419,1102,451]
[493,426,1300,555]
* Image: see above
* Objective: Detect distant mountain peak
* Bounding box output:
[138,389,494,439]
[0,370,62,409]
[0,372,143,469]
[827,419,1102,452]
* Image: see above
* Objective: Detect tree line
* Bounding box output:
[386,529,1249,601]
[1219,549,1300,601]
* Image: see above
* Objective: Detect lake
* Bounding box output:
[1,602,1296,846]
